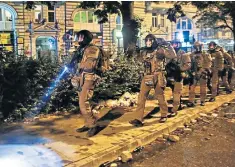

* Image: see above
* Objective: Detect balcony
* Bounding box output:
[73,23,100,32]
[0,21,13,31]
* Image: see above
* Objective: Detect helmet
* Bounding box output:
[145,34,157,49]
[193,41,202,52]
[75,30,93,47]
[208,41,217,51]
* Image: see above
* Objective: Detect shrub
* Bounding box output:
[0,51,77,121]
[0,51,142,121]
[93,54,143,101]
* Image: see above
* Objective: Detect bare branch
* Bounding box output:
[220,17,233,31]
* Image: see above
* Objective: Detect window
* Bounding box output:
[160,14,164,27]
[222,31,226,36]
[175,32,179,40]
[176,18,193,30]
[74,11,97,23]
[48,5,55,22]
[182,20,186,29]
[187,20,192,29]
[34,5,42,22]
[81,11,87,23]
[74,13,80,22]
[88,11,93,23]
[152,13,158,27]
[0,8,2,21]
[176,21,180,29]
[116,15,123,30]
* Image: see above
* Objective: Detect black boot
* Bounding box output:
[169,111,178,118]
[200,101,205,106]
[159,117,167,123]
[225,89,232,94]
[187,102,195,107]
[87,126,102,137]
[129,119,144,127]
[76,126,90,133]
[209,97,216,102]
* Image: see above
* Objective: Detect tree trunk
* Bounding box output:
[120,2,135,53]
[231,10,235,52]
[232,18,235,51]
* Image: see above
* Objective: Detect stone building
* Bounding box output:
[0,1,233,60]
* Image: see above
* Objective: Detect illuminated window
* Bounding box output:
[176,18,193,30]
[74,11,97,23]
[74,13,80,22]
[182,20,186,29]
[88,11,93,23]
[177,21,180,29]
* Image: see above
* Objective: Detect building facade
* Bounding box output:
[0,1,233,61]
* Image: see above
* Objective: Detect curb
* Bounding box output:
[66,93,235,167]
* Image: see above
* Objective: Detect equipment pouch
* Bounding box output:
[71,76,82,92]
[144,75,155,88]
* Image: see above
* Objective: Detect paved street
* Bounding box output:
[0,87,235,167]
[128,104,235,167]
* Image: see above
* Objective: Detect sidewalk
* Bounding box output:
[0,88,235,167]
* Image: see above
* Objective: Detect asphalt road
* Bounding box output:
[124,103,235,167]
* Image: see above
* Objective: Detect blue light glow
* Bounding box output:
[26,66,70,118]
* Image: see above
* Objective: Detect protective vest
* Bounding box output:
[190,51,212,72]
[141,49,164,75]
[209,50,224,71]
[79,45,109,75]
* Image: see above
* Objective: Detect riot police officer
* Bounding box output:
[188,41,212,107]
[129,34,177,127]
[166,42,191,115]
[69,30,107,137]
[207,41,224,102]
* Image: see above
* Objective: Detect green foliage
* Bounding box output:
[0,51,77,121]
[93,54,142,100]
[78,1,122,24]
[0,50,144,121]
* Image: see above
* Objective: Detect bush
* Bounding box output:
[0,51,142,121]
[0,51,77,121]
[93,54,143,101]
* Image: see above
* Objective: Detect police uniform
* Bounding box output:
[208,46,224,101]
[70,30,108,137]
[219,47,234,92]
[171,50,191,113]
[130,43,177,125]
[229,52,235,90]
[188,51,212,105]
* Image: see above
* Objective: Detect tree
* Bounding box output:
[167,2,235,51]
[79,1,141,54]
